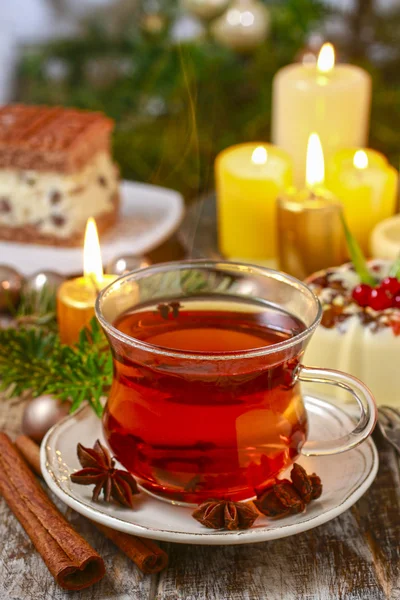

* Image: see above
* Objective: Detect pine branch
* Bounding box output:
[0,318,112,417]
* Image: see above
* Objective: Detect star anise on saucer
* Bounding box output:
[70,439,139,508]
[192,500,259,530]
[255,463,322,518]
[308,473,323,499]
[255,480,302,518]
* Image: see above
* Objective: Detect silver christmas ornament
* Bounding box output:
[183,0,229,21]
[141,12,167,34]
[0,265,23,312]
[212,0,270,51]
[21,395,71,444]
[24,270,64,295]
[106,255,151,276]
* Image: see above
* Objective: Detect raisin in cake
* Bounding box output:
[305,260,400,406]
[0,104,119,246]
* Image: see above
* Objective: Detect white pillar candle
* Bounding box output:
[272,43,372,187]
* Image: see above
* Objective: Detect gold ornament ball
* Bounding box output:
[183,0,230,21]
[24,270,64,294]
[0,265,23,313]
[212,0,270,51]
[22,395,71,443]
[141,13,166,35]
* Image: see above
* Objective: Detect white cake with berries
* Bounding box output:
[305,260,400,406]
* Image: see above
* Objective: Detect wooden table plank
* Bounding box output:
[0,393,157,600]
[158,500,390,600]
[0,500,156,600]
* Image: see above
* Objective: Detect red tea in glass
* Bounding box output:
[97,262,376,504]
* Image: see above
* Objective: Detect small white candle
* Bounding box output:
[272,43,372,186]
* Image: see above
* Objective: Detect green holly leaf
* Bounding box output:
[389,256,400,279]
[340,214,377,286]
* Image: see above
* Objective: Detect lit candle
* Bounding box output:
[57,218,116,345]
[215,142,292,262]
[272,42,371,186]
[277,133,346,280]
[326,148,398,255]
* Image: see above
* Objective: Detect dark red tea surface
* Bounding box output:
[103,297,308,503]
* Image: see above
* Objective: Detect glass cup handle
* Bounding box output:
[296,365,377,456]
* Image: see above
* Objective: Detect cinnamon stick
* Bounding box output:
[94,523,169,574]
[15,434,169,574]
[0,433,105,590]
[15,435,41,475]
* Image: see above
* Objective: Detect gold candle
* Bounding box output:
[57,218,116,345]
[277,133,346,280]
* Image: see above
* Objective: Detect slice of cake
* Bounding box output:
[0,104,119,246]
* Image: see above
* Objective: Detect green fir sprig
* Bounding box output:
[0,318,112,417]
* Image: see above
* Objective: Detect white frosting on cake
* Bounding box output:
[305,260,400,406]
[0,152,118,237]
[305,313,398,406]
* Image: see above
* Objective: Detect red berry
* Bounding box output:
[393,294,400,308]
[352,284,372,307]
[369,287,393,311]
[381,277,400,296]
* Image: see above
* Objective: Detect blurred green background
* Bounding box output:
[14,0,400,201]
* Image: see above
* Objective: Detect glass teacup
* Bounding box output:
[96,260,377,504]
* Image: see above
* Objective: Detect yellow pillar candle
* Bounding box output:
[215,143,293,261]
[326,148,398,255]
[57,218,116,345]
[272,43,371,186]
[277,133,346,280]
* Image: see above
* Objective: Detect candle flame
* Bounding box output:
[83,217,103,283]
[251,146,268,165]
[353,150,368,170]
[317,43,335,73]
[306,133,325,187]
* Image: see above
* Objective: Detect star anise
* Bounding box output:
[156,303,170,319]
[70,440,139,508]
[291,463,313,503]
[309,473,323,499]
[254,482,292,518]
[192,500,259,530]
[255,463,323,518]
[156,301,182,319]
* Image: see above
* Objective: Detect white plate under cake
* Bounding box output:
[0,180,184,276]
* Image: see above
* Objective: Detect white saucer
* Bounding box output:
[41,396,378,546]
[1,180,184,276]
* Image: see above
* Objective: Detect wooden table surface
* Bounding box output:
[1,198,400,600]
